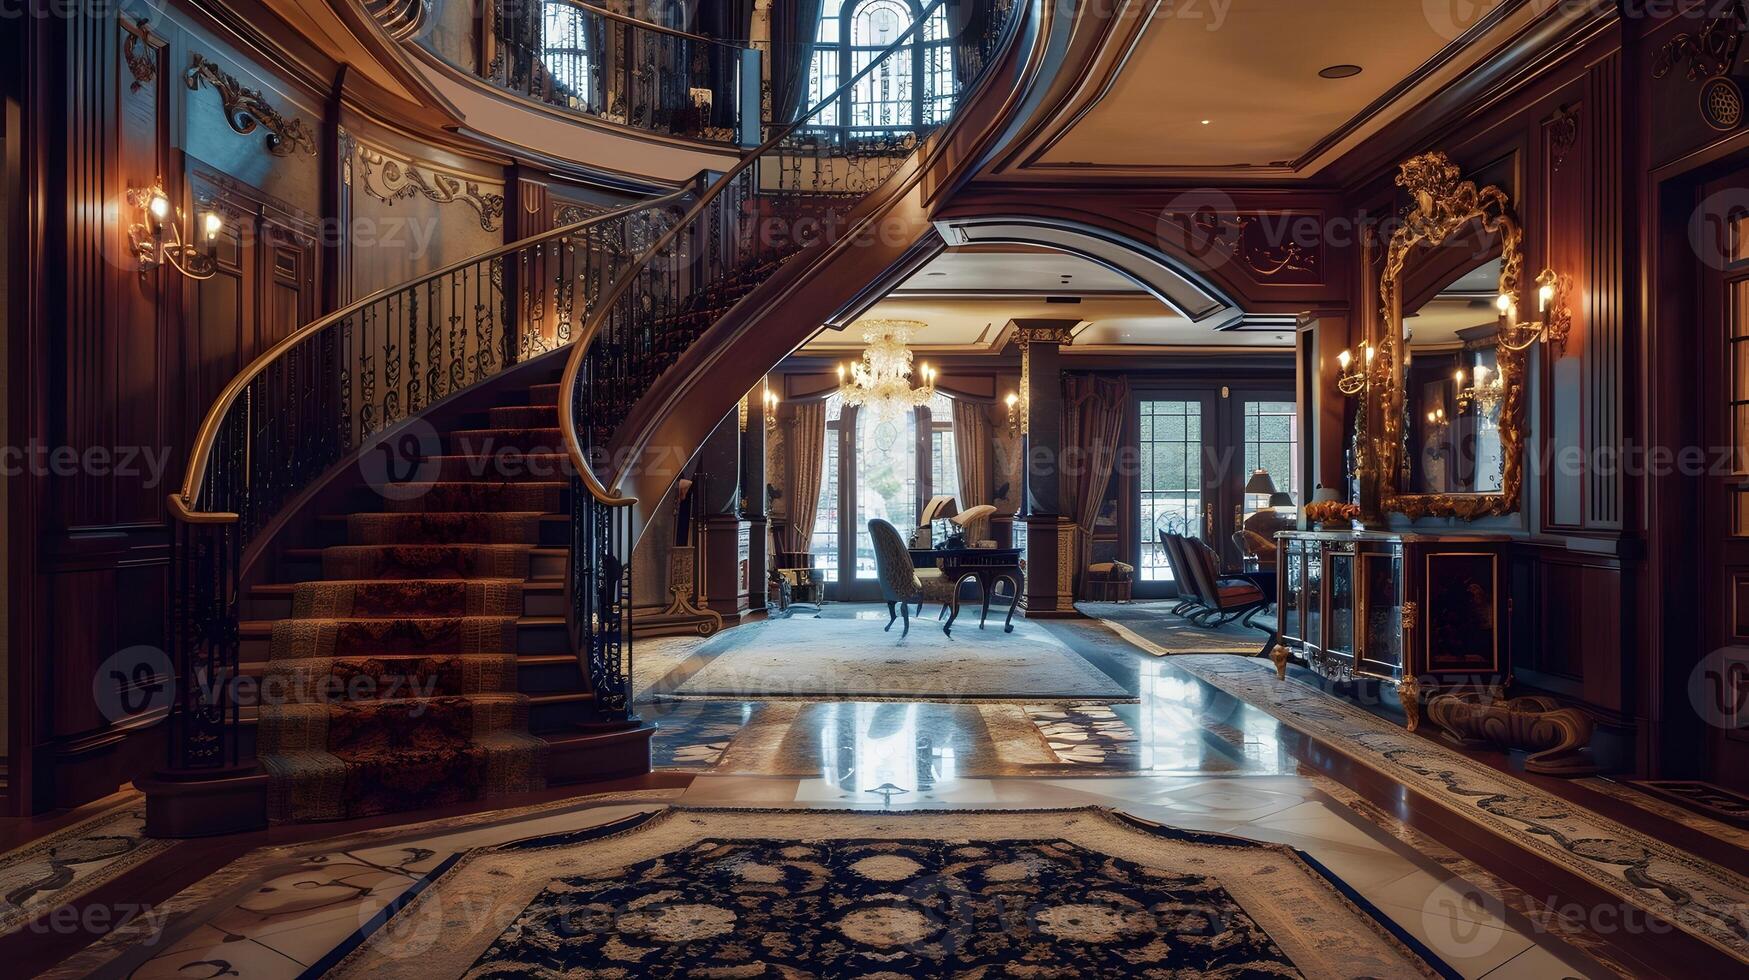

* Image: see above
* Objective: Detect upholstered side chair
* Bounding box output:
[867,519,957,637]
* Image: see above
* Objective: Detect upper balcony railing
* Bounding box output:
[484,0,761,145]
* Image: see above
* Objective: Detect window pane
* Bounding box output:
[1244,400,1300,512]
[541,4,596,105]
[812,394,844,581]
[855,407,918,579]
[1138,400,1204,582]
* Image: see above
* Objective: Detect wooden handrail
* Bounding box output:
[167,187,692,524]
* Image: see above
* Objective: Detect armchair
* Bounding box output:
[867,519,958,637]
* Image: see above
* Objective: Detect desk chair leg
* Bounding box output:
[885,601,897,631]
[900,602,911,638]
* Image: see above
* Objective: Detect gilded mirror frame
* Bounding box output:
[1376,151,1525,520]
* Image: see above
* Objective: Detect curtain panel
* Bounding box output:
[787,401,829,551]
[694,0,755,129]
[951,398,992,541]
[1062,375,1130,596]
[769,0,826,125]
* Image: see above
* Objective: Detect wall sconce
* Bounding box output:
[1424,407,1450,441]
[762,386,779,431]
[127,180,222,280]
[1497,268,1573,354]
[1004,391,1024,435]
[1335,341,1376,397]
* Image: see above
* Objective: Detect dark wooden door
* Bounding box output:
[1698,170,1749,790]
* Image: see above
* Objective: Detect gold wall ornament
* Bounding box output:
[1152,208,1321,280]
[352,141,507,232]
[1376,151,1526,521]
[185,54,317,157]
[122,18,158,94]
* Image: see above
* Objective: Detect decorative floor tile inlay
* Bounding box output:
[1165,654,1749,962]
[0,798,174,936]
[328,808,1450,979]
[1026,703,1139,765]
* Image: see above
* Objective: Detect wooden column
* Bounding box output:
[1015,321,1079,617]
[696,410,753,624]
[740,387,770,615]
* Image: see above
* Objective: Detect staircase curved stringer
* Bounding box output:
[598,0,1056,546]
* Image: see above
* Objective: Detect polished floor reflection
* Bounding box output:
[32,602,1740,979]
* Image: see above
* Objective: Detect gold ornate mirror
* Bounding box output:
[1376,152,1528,520]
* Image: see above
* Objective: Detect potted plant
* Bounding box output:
[1304,500,1361,531]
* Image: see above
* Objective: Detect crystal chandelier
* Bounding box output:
[837,320,937,419]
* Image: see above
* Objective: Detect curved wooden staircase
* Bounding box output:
[148,0,1042,832]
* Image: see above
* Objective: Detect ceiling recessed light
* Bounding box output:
[1200,119,1212,125]
[1319,64,1363,79]
[927,272,948,277]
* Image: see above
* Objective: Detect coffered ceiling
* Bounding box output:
[995,0,1536,181]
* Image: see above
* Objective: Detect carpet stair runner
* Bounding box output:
[250,378,584,823]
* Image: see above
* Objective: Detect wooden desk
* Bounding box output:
[910,547,1024,636]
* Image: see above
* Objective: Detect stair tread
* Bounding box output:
[253,578,545,595]
[241,615,563,634]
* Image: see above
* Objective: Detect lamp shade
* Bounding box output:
[1243,469,1278,496]
[1268,492,1294,509]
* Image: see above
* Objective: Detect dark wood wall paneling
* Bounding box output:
[1337,23,1637,737]
[4,0,652,814]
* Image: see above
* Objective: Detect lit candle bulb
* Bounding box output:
[1337,349,1352,371]
[1364,344,1376,364]
[202,211,222,240]
[837,364,846,381]
[1455,369,1466,386]
[1005,392,1018,407]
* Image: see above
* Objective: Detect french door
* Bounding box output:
[1697,170,1749,790]
[1132,388,1298,600]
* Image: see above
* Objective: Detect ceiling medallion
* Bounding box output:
[836,320,937,420]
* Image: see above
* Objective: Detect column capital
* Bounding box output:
[1011,318,1078,349]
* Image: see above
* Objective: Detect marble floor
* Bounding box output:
[18,602,1745,978]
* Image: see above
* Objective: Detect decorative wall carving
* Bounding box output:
[347,135,506,232]
[184,54,317,157]
[1547,105,1579,174]
[1152,208,1322,281]
[1650,1,1745,81]
[122,18,157,94]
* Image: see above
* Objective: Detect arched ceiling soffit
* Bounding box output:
[932,195,1350,316]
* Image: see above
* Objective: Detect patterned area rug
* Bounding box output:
[0,797,174,935]
[1081,601,1271,655]
[1166,655,1749,961]
[665,616,1132,702]
[330,808,1450,979]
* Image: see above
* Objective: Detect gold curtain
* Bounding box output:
[951,398,992,541]
[787,401,829,551]
[1062,375,1130,595]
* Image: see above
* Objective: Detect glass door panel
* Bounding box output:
[853,408,918,580]
[1137,398,1206,584]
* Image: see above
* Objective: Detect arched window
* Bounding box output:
[807,0,955,134]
